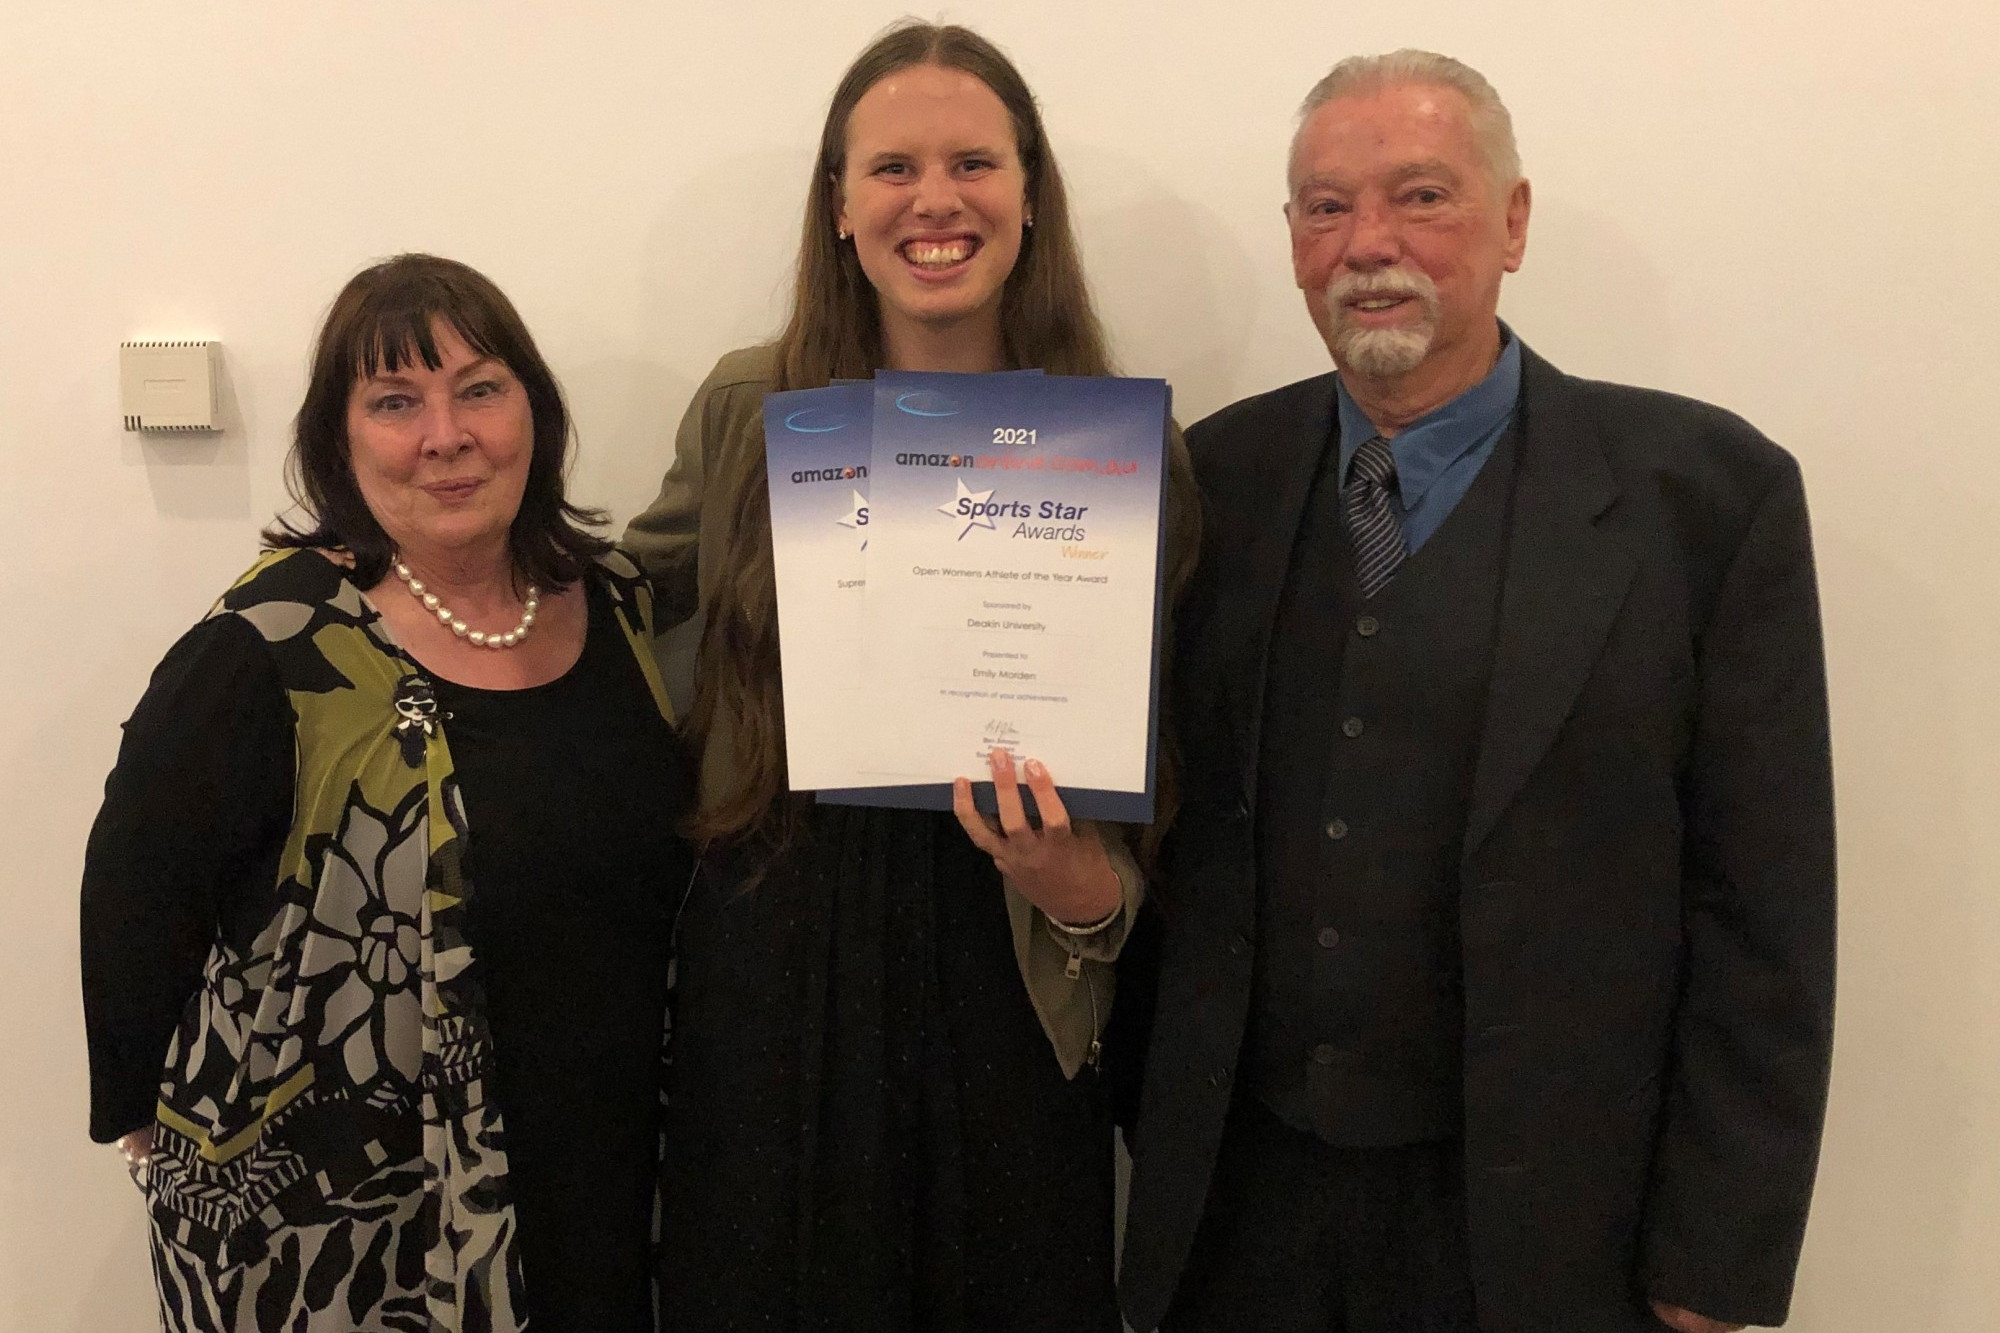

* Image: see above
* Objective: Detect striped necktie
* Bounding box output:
[1344,434,1407,599]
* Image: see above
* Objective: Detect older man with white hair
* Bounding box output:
[1114,51,1835,1333]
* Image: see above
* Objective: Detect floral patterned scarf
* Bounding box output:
[143,546,672,1333]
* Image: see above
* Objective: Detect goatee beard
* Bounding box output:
[1324,269,1441,377]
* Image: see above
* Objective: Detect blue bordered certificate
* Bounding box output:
[846,371,1169,823]
[762,382,873,789]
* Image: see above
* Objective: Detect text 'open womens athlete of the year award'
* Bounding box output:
[763,370,1169,822]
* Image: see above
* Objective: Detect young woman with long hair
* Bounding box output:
[626,22,1197,1331]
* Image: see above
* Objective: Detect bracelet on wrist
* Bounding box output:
[1051,902,1122,936]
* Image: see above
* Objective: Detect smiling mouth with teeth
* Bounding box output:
[903,239,977,269]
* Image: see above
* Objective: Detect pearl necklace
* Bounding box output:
[393,561,540,649]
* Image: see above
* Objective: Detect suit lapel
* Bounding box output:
[1463,349,1636,858]
[1229,376,1338,811]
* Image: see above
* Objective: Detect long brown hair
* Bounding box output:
[691,21,1199,846]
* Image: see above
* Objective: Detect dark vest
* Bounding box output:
[1246,420,1518,1146]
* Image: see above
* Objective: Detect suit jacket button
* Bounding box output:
[1356,614,1381,637]
[1228,932,1249,956]
[1325,818,1349,840]
[1311,1043,1339,1066]
[1341,716,1365,738]
[1317,926,1341,949]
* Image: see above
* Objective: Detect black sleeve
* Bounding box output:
[80,614,294,1143]
[1639,460,1838,1326]
[1103,890,1163,1136]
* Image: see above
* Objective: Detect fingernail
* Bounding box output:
[1025,758,1046,778]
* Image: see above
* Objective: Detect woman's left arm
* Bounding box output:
[1000,834,1143,1079]
[80,615,293,1144]
[952,751,1144,1079]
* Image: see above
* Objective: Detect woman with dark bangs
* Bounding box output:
[625,21,1198,1332]
[82,254,692,1333]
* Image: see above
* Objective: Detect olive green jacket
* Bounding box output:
[623,346,1141,1079]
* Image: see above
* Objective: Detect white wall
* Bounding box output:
[3,2,1995,1328]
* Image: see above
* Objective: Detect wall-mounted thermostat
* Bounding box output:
[120,340,221,432]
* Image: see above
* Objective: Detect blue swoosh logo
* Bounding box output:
[894,391,962,418]
[783,409,849,434]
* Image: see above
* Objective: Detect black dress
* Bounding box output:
[660,804,1122,1333]
[82,575,693,1333]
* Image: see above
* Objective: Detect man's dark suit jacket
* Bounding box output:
[1117,344,1836,1333]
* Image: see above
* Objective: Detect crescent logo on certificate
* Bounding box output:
[763,382,873,791]
[765,369,1168,823]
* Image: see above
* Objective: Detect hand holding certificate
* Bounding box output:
[952,749,1124,928]
[765,369,1169,822]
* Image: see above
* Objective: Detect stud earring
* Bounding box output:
[836,227,850,241]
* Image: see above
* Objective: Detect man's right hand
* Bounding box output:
[1651,1301,1747,1333]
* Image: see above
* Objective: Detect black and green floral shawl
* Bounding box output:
[142,546,673,1333]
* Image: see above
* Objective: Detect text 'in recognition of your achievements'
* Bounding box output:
[763,370,1169,823]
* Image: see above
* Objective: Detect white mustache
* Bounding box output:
[1325,268,1440,309]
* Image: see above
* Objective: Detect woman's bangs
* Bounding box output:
[350,296,503,381]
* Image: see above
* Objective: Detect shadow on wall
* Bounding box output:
[61,1182,158,1333]
[561,348,698,532]
[119,343,253,522]
[563,146,809,535]
[638,145,809,373]
[1784,520,1976,1333]
[1064,143,1262,422]
[1498,195,1676,388]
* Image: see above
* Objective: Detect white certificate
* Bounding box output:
[852,371,1168,822]
[762,383,873,790]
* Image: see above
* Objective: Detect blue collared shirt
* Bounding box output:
[1335,327,1523,553]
